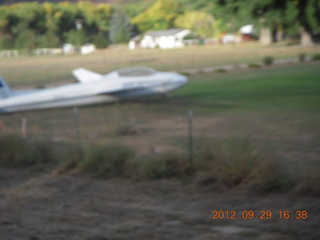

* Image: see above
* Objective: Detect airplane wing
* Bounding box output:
[72,68,103,83]
[13,89,40,96]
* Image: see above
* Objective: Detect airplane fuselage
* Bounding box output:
[0,68,187,113]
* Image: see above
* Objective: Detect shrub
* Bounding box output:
[312,53,320,61]
[91,33,109,49]
[263,56,274,66]
[64,29,89,47]
[247,63,261,68]
[80,144,135,178]
[214,68,226,73]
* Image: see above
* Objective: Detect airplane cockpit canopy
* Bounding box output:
[116,67,156,77]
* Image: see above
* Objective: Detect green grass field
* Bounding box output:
[174,63,320,114]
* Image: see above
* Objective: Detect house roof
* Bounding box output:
[130,35,141,41]
[129,28,190,42]
[145,29,186,37]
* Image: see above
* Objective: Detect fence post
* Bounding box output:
[73,107,83,157]
[21,117,27,138]
[188,110,194,174]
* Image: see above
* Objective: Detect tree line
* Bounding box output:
[0,0,319,51]
[0,1,112,51]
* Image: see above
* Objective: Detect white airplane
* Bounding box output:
[0,67,188,113]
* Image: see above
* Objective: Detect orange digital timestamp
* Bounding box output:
[211,210,308,220]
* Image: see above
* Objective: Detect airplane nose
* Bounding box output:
[176,73,188,85]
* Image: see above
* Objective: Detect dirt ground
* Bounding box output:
[0,168,319,240]
[1,102,319,240]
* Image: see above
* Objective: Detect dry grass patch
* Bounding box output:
[0,133,57,168]
[194,138,294,193]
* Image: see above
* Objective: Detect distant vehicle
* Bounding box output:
[0,67,188,113]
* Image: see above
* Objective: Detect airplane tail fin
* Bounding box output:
[72,68,103,83]
[0,77,13,99]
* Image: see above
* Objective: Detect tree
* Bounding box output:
[37,30,60,48]
[65,29,88,47]
[174,11,217,38]
[0,35,13,49]
[249,0,320,46]
[131,0,179,32]
[211,0,320,46]
[109,8,133,44]
[210,0,276,45]
[291,0,320,46]
[93,4,112,32]
[124,1,155,19]
[91,32,109,49]
[0,9,9,34]
[176,0,213,12]
[0,2,112,50]
[14,29,37,51]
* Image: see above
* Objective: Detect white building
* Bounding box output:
[80,43,96,55]
[240,25,255,35]
[129,29,191,50]
[222,25,256,44]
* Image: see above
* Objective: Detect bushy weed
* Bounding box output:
[0,133,57,168]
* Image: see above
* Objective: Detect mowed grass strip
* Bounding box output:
[173,63,320,114]
[1,44,320,87]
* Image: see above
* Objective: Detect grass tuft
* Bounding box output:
[263,56,274,65]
